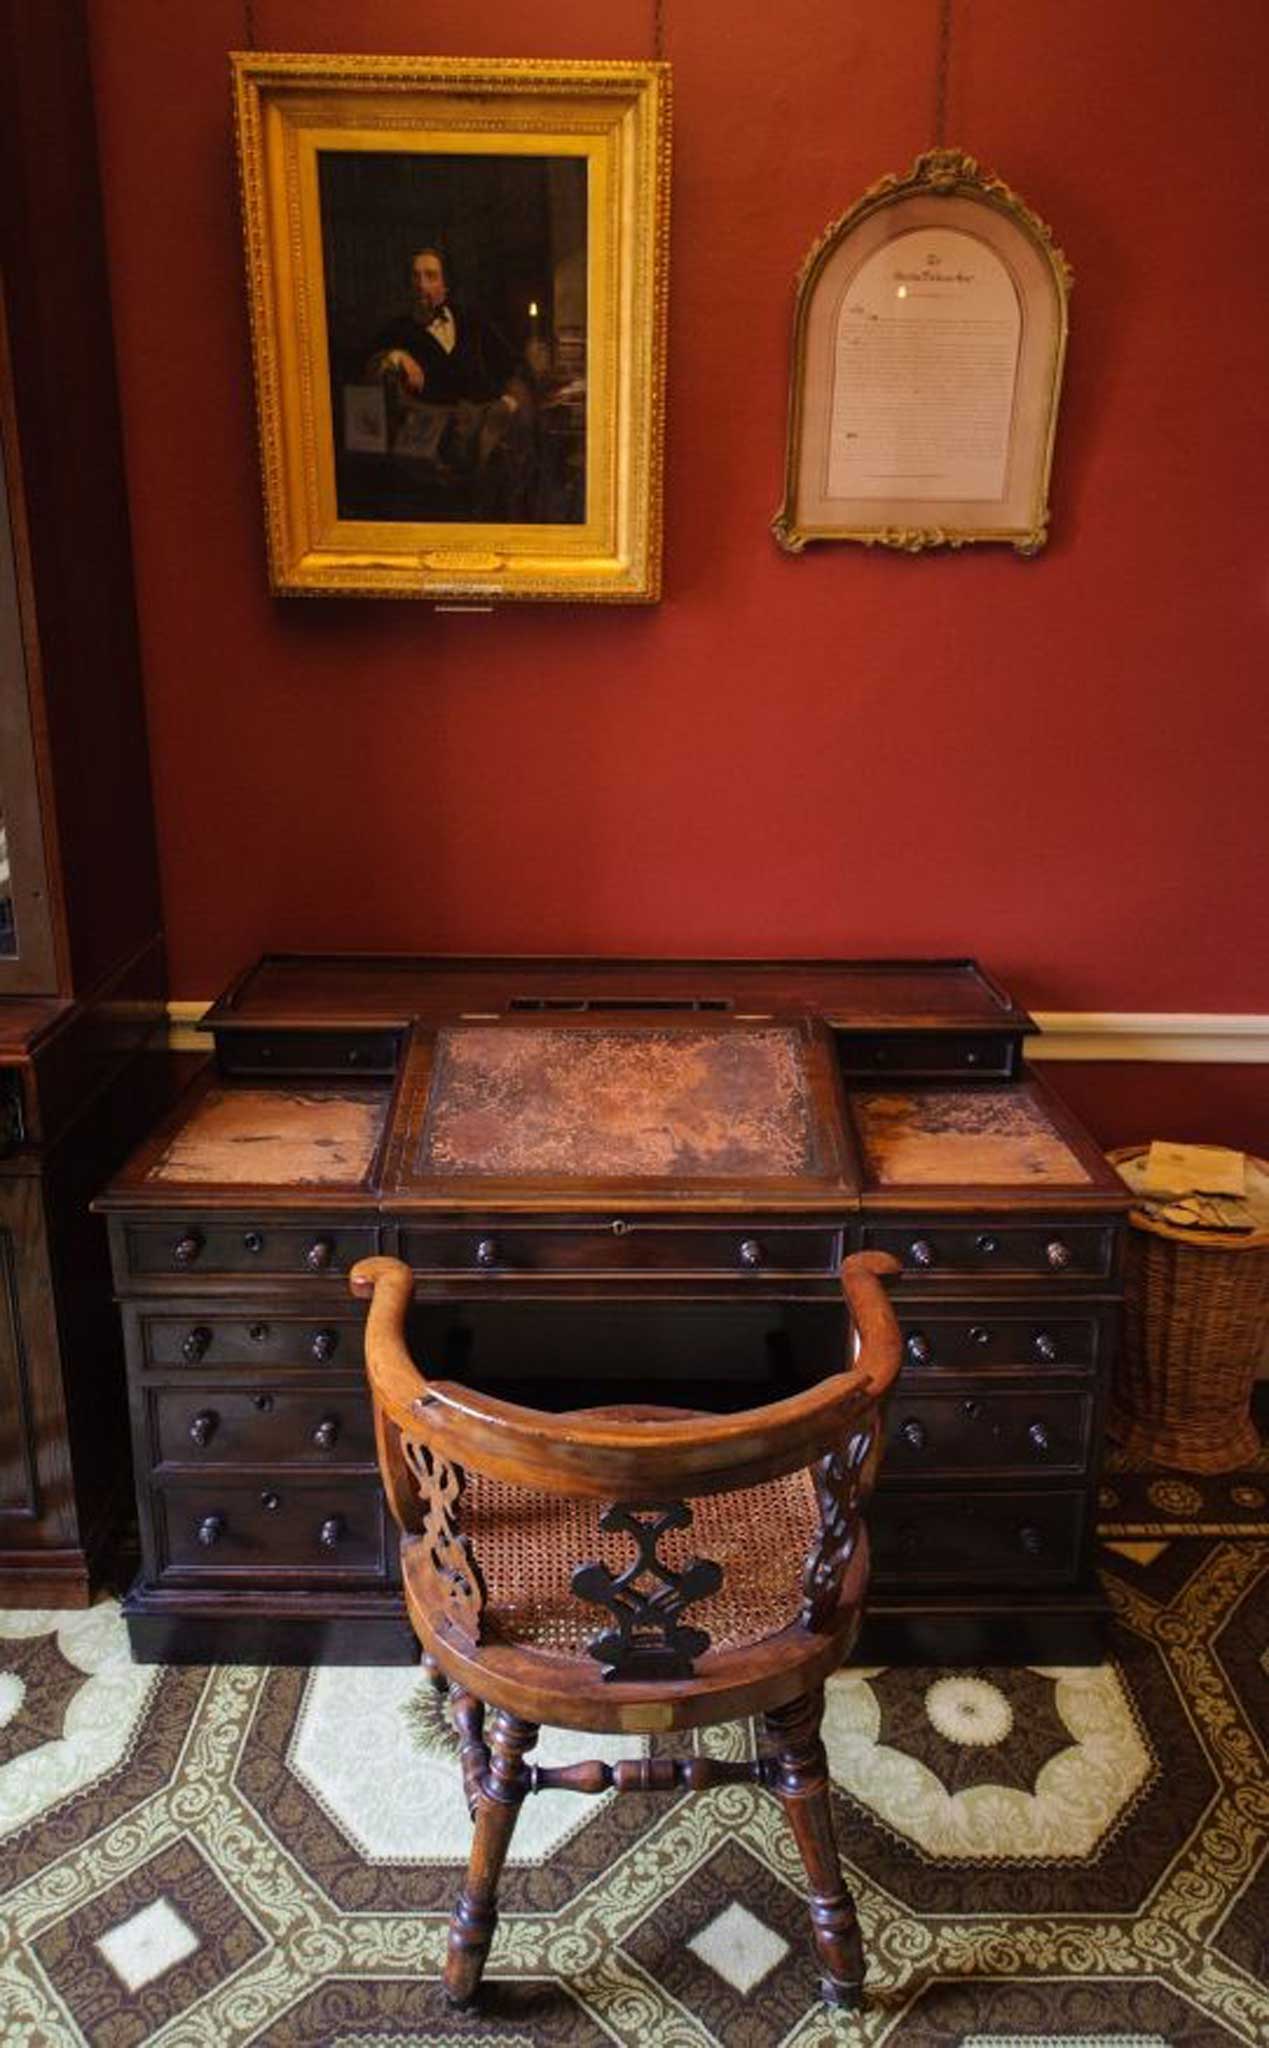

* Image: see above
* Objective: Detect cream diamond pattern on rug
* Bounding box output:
[687,1900,791,1995]
[289,1666,643,1862]
[95,1896,200,1991]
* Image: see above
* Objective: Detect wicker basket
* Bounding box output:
[1107,1147,1269,1472]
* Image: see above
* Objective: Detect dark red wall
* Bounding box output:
[83,2,1267,1144]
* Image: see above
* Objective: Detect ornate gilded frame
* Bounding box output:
[773,149,1071,557]
[231,53,670,602]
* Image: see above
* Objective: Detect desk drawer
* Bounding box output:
[869,1489,1084,1585]
[122,1220,378,1280]
[218,1029,401,1077]
[898,1307,1106,1373]
[400,1223,841,1277]
[154,1479,387,1579]
[882,1390,1093,1477]
[838,1032,1016,1079]
[139,1314,361,1371]
[862,1219,1115,1281]
[151,1387,374,1469]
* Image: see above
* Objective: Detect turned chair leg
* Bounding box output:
[444,1706,538,2008]
[763,1691,865,2008]
[420,1647,448,1693]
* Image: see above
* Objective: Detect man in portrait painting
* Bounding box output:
[363,245,535,518]
[323,150,587,526]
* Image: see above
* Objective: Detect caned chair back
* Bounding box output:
[353,1253,900,1694]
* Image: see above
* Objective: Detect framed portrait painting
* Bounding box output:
[231,54,670,602]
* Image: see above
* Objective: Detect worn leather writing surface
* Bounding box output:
[418,1025,821,1180]
[853,1088,1091,1186]
[145,1086,388,1185]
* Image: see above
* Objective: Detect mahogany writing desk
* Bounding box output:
[98,957,1127,1666]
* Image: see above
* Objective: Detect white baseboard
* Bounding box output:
[166,1001,1269,1063]
[1029,1013,1269,1063]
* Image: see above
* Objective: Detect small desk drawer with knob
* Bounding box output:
[119,1219,378,1282]
[154,1480,388,1580]
[136,1314,362,1371]
[898,1308,1109,1373]
[150,1388,375,1469]
[882,1390,1094,1477]
[399,1222,841,1277]
[837,1031,1017,1079]
[869,1489,1085,1586]
[862,1219,1117,1282]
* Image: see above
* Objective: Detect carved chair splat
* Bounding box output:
[352,1249,901,2010]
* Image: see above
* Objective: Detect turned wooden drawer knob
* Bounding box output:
[182,1325,212,1363]
[173,1230,203,1267]
[1045,1238,1073,1270]
[969,1324,992,1347]
[1033,1330,1058,1362]
[1018,1524,1045,1555]
[1028,1421,1052,1454]
[260,1490,281,1512]
[318,1515,344,1549]
[905,1331,932,1365]
[243,1230,265,1254]
[908,1238,935,1268]
[197,1513,225,1547]
[305,1236,334,1271]
[900,1418,928,1451]
[738,1237,763,1269]
[187,1409,218,1448]
[475,1238,497,1267]
[312,1416,340,1450]
[975,1233,1000,1255]
[311,1328,338,1362]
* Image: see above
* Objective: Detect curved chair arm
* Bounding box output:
[841,1251,902,1402]
[351,1255,428,1419]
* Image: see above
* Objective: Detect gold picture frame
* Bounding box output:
[773,149,1071,557]
[231,53,670,602]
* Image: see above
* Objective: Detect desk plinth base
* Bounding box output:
[857,1579,1111,1667]
[121,1581,419,1667]
[121,1578,1111,1671]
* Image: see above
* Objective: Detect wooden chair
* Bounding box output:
[351,1250,901,2011]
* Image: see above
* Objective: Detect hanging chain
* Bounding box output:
[934,0,952,146]
[244,0,257,49]
[653,0,666,61]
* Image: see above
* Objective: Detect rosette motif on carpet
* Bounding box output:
[1,1520,1266,2045]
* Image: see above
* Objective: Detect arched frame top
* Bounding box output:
[772,150,1072,557]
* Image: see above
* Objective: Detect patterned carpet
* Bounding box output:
[1,1459,1266,2045]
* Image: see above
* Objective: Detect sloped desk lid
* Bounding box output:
[389,1016,856,1205]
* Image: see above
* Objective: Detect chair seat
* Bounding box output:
[461,1461,823,1662]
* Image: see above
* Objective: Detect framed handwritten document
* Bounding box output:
[772,150,1071,557]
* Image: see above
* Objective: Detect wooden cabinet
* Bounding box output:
[100,955,1127,1666]
[0,0,171,1603]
